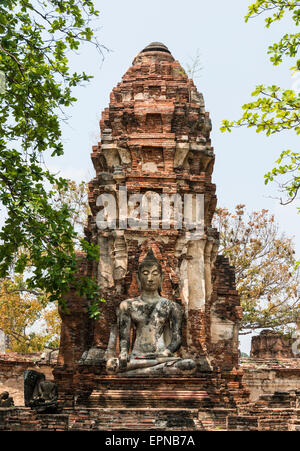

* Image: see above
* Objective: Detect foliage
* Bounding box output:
[0,276,60,352]
[213,204,300,334]
[0,1,102,311]
[221,1,300,206]
[0,178,97,352]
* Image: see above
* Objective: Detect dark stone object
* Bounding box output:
[0,391,14,407]
[24,369,58,413]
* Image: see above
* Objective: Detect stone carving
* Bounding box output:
[24,370,58,413]
[0,391,14,407]
[105,249,196,376]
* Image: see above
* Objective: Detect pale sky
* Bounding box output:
[9,0,300,353]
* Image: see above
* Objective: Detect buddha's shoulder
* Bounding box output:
[159,296,172,304]
[159,297,181,308]
[160,298,183,313]
[118,297,141,309]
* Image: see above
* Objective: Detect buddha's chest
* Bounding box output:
[130,299,171,326]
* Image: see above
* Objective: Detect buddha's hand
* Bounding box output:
[160,349,172,357]
[118,351,129,370]
[106,358,119,373]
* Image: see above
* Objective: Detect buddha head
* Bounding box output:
[137,249,163,294]
[0,391,9,401]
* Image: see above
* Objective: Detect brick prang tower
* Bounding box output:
[54,43,249,415]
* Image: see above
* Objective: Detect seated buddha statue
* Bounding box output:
[105,249,196,376]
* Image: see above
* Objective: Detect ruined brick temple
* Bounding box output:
[53,41,249,425]
[2,43,300,431]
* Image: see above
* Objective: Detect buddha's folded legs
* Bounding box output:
[114,358,196,377]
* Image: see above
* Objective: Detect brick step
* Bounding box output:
[198,408,236,431]
[239,407,295,416]
[86,389,222,408]
[68,408,202,431]
[288,419,300,431]
[259,419,289,431]
[0,408,69,431]
[227,415,259,431]
[1,407,203,431]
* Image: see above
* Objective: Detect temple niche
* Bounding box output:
[54,42,248,410]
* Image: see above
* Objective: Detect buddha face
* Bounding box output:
[139,263,162,292]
